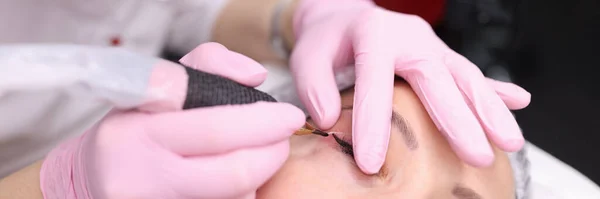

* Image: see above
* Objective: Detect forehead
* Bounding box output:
[339,81,415,101]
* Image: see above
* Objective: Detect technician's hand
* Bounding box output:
[40,44,306,199]
[290,0,531,174]
[40,103,304,199]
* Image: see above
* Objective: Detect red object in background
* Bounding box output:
[110,36,121,46]
[374,0,446,26]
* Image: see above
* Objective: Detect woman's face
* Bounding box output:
[257,81,515,199]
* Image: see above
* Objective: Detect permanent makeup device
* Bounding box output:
[183,69,331,138]
[294,122,330,137]
[295,127,329,137]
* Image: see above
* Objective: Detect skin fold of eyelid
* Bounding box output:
[331,133,389,180]
[331,133,391,181]
[315,107,392,180]
[332,133,354,156]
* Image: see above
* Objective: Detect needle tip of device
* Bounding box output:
[312,129,329,137]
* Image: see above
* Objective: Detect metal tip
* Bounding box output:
[311,129,329,137]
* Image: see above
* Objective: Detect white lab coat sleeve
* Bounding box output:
[0,44,161,177]
[0,89,112,178]
[165,0,231,56]
[0,44,163,108]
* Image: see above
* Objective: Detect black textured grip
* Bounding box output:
[183,67,277,109]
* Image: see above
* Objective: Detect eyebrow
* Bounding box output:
[452,185,483,199]
[341,105,418,150]
[391,110,418,150]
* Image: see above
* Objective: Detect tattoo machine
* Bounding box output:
[181,67,329,137]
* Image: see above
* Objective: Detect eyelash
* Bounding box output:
[308,117,387,178]
[332,134,354,158]
[305,118,355,158]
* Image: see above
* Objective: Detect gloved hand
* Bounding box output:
[40,43,306,199]
[0,43,280,179]
[290,0,531,174]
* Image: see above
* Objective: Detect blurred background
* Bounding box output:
[375,0,600,185]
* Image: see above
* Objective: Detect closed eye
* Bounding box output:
[332,133,354,158]
[332,133,389,179]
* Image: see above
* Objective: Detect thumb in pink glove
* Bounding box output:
[291,0,531,174]
[140,42,268,112]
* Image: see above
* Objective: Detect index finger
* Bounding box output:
[351,50,395,175]
[350,15,397,174]
[146,102,305,156]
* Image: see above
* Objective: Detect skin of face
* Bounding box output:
[257,80,515,199]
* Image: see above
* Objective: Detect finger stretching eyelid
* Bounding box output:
[334,133,393,180]
[329,132,395,186]
[325,108,394,184]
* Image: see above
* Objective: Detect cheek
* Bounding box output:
[257,149,362,199]
[257,161,332,198]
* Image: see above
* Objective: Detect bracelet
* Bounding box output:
[270,0,293,60]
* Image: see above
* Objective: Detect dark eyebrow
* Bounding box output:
[452,185,483,199]
[391,110,418,150]
[341,105,418,150]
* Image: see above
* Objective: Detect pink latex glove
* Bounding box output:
[40,43,306,199]
[291,0,531,174]
[142,42,270,112]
